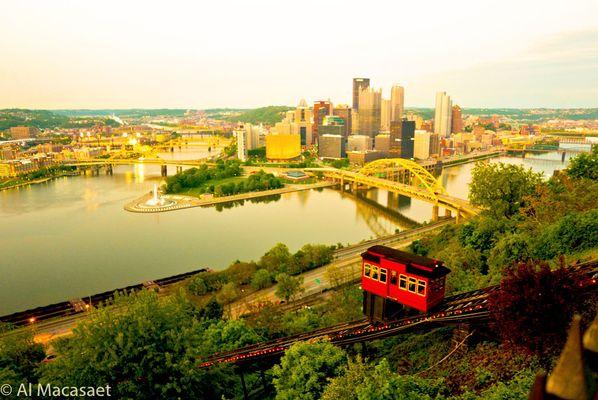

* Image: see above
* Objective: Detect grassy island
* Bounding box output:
[163,160,284,197]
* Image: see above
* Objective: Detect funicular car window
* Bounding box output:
[390,270,397,285]
[417,280,426,295]
[372,266,379,280]
[380,268,387,283]
[364,263,371,277]
[399,274,407,289]
[408,277,417,293]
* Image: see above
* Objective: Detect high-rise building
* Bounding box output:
[389,120,402,156]
[400,120,415,159]
[374,134,390,155]
[414,130,431,160]
[318,134,345,159]
[434,92,452,138]
[313,100,332,142]
[319,124,344,137]
[451,105,463,134]
[347,135,373,151]
[10,126,39,140]
[380,98,391,131]
[278,100,313,145]
[332,105,352,138]
[357,87,382,137]
[236,127,247,162]
[429,133,440,156]
[389,119,415,159]
[352,78,370,110]
[406,113,424,130]
[390,85,404,121]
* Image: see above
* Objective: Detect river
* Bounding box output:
[0,149,576,314]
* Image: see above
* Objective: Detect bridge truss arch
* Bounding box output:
[358,158,446,197]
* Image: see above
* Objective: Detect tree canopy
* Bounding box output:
[469,162,543,219]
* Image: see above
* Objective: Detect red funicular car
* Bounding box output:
[361,245,450,321]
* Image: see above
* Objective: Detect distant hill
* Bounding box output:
[0,109,120,131]
[224,106,293,125]
[406,107,598,121]
[0,109,69,131]
[52,109,187,117]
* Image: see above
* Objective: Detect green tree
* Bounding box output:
[0,325,45,389]
[217,282,239,305]
[188,277,208,296]
[272,342,347,400]
[260,243,292,274]
[40,290,237,399]
[251,268,273,290]
[566,146,598,180]
[469,162,543,219]
[532,209,598,259]
[275,273,304,302]
[355,359,447,400]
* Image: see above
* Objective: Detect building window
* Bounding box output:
[364,263,371,277]
[417,280,426,296]
[390,270,397,285]
[372,266,379,280]
[399,274,407,289]
[380,268,387,283]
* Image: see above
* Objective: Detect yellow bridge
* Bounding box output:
[307,158,479,222]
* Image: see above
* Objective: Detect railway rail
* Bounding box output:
[199,260,598,368]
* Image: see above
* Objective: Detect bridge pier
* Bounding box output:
[445,209,452,218]
[161,165,168,177]
[340,177,345,192]
[432,205,439,222]
[561,151,566,163]
[176,166,183,174]
[106,164,113,175]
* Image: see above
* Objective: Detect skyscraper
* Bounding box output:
[332,104,352,138]
[357,87,382,137]
[281,99,313,145]
[313,100,332,142]
[390,85,404,121]
[389,119,415,159]
[451,105,463,134]
[434,91,452,138]
[352,78,370,110]
[380,98,391,131]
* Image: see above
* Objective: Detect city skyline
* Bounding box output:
[1,0,597,109]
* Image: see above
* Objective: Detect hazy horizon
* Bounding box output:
[2,0,597,109]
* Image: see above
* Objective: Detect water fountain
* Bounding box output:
[138,183,175,209]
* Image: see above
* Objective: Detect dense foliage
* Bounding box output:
[187,242,334,306]
[566,145,598,180]
[0,326,45,391]
[214,170,283,196]
[163,160,242,193]
[469,162,543,219]
[41,290,258,399]
[272,342,347,400]
[488,260,585,356]
[225,106,292,125]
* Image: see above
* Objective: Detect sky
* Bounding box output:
[1,0,597,109]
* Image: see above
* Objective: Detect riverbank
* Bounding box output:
[124,181,336,213]
[0,171,79,191]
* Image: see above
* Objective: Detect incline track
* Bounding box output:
[199,260,598,368]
